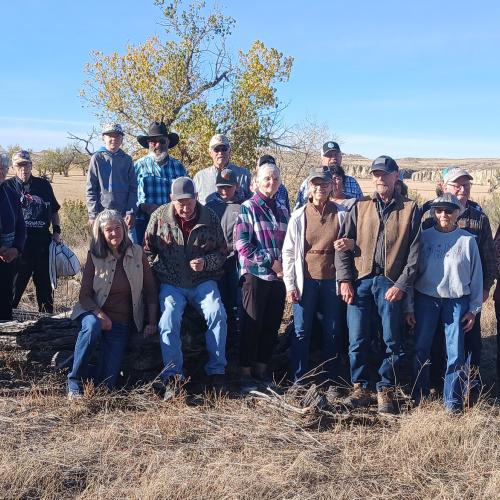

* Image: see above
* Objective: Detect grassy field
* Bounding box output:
[1,162,499,499]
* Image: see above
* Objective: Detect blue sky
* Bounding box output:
[1,0,499,158]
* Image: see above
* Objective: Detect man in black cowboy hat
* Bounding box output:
[134,121,186,244]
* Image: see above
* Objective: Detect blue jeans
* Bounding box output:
[158,280,227,380]
[347,276,403,392]
[413,292,468,412]
[291,279,344,383]
[134,216,149,246]
[67,312,130,393]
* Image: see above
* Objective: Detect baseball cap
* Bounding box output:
[257,154,276,166]
[321,141,341,155]
[307,166,333,183]
[12,150,32,166]
[209,134,230,150]
[443,167,473,184]
[171,177,197,200]
[216,168,238,187]
[430,193,464,214]
[370,155,399,174]
[102,123,124,135]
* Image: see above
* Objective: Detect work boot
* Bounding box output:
[377,387,396,414]
[325,385,343,404]
[207,374,226,394]
[343,383,371,409]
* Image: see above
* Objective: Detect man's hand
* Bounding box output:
[340,282,355,304]
[405,313,416,328]
[95,309,112,331]
[461,312,476,333]
[143,323,157,337]
[385,286,405,302]
[333,238,355,252]
[0,247,19,263]
[286,289,300,304]
[189,257,205,272]
[124,214,135,229]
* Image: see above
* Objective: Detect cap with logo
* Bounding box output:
[171,177,197,201]
[209,134,230,150]
[370,155,399,173]
[321,141,341,155]
[102,123,124,136]
[12,150,32,166]
[216,168,238,187]
[307,166,333,183]
[443,167,473,184]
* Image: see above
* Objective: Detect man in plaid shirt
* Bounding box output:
[134,121,187,244]
[295,141,363,209]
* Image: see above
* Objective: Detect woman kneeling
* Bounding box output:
[68,209,157,398]
[406,194,482,413]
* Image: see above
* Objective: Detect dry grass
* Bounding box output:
[0,379,498,499]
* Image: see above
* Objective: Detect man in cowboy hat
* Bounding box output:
[193,134,251,205]
[134,121,187,244]
[86,123,137,238]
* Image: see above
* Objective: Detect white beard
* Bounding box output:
[149,151,169,164]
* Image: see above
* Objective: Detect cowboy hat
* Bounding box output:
[137,121,179,149]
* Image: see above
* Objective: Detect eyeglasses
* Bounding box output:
[213,145,229,153]
[447,182,471,191]
[435,208,455,215]
[148,138,167,145]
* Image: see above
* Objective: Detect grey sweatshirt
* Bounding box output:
[409,226,483,315]
[86,148,138,219]
[193,163,251,205]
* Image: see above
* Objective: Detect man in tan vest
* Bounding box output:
[335,155,421,414]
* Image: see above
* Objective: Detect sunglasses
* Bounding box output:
[434,208,455,215]
[213,145,229,153]
[148,138,167,145]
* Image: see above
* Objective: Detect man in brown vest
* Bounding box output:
[335,155,421,414]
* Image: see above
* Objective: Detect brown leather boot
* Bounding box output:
[377,387,396,414]
[343,383,372,409]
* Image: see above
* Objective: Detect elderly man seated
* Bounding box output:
[144,177,228,399]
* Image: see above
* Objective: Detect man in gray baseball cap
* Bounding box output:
[144,176,228,398]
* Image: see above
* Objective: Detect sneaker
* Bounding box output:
[343,383,371,409]
[163,376,184,402]
[377,388,396,414]
[240,375,259,394]
[67,390,83,401]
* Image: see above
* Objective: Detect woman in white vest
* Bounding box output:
[68,209,157,399]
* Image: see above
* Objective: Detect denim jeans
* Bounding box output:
[67,312,130,393]
[134,216,149,246]
[291,279,344,383]
[158,280,227,380]
[347,275,403,392]
[412,292,469,412]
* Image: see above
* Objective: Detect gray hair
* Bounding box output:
[90,209,132,258]
[256,163,281,184]
[0,153,9,170]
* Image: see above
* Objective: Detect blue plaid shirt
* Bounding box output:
[294,174,363,210]
[135,154,187,219]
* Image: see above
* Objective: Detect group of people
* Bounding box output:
[1,120,499,414]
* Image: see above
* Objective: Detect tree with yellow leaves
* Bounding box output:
[81,0,293,173]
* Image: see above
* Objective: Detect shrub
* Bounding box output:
[60,199,89,248]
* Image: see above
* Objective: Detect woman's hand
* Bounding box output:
[405,313,416,328]
[333,238,354,252]
[461,312,476,333]
[143,323,158,337]
[286,289,300,304]
[271,260,283,274]
[94,309,112,331]
[385,286,405,302]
